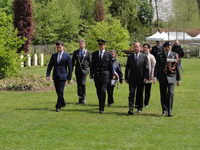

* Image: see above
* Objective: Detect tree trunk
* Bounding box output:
[197,0,200,20]
[149,0,153,32]
[155,0,160,32]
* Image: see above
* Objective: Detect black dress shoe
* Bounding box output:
[61,104,66,108]
[168,114,173,117]
[162,112,167,116]
[108,103,113,107]
[56,108,60,112]
[128,110,133,115]
[76,101,82,104]
[99,111,104,114]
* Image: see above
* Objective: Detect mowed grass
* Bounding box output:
[0,59,200,150]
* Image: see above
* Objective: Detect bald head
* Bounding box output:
[175,40,179,46]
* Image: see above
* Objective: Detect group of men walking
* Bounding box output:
[46,39,183,117]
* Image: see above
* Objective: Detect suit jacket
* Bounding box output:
[150,45,164,59]
[46,51,72,81]
[72,49,92,75]
[90,50,114,83]
[154,51,181,84]
[125,53,149,85]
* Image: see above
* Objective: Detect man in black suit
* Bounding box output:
[72,39,92,104]
[150,40,164,59]
[125,42,149,115]
[90,39,115,114]
[153,41,181,117]
[46,41,72,112]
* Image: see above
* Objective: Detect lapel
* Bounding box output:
[59,52,65,64]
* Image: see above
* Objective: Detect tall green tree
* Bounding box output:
[84,20,129,56]
[32,0,81,45]
[0,0,14,16]
[0,12,25,79]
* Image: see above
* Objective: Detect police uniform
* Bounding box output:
[154,41,181,117]
[150,40,164,59]
[90,39,115,114]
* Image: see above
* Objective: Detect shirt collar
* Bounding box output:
[99,49,105,53]
[134,52,140,56]
[58,51,63,55]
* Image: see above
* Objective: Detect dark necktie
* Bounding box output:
[135,54,138,62]
[58,54,61,63]
[99,52,102,59]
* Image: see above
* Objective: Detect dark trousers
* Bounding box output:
[159,82,175,114]
[95,82,108,112]
[75,73,87,102]
[144,83,152,106]
[129,83,144,111]
[107,85,114,105]
[54,76,66,108]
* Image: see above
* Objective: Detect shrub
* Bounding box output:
[0,12,26,79]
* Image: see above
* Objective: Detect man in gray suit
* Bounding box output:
[72,39,92,104]
[153,41,181,117]
[125,42,149,115]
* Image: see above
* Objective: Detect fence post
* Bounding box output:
[34,54,38,66]
[27,54,31,66]
[40,54,44,66]
[20,55,24,67]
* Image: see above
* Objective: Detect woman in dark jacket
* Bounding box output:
[107,50,123,107]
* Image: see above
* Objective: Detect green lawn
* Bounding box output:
[0,59,200,150]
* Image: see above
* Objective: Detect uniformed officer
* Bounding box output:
[153,41,181,117]
[150,40,164,59]
[90,39,115,114]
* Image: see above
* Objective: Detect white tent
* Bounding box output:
[146,31,164,43]
[193,34,200,42]
[161,32,168,41]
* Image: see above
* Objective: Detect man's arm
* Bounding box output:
[46,55,53,81]
[125,56,130,83]
[143,55,149,82]
[67,54,72,81]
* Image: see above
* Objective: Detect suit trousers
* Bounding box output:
[95,82,108,111]
[54,76,66,108]
[144,83,152,106]
[75,73,87,102]
[159,82,175,114]
[129,83,144,111]
[107,85,114,105]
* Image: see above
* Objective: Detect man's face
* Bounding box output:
[98,44,106,51]
[164,45,171,53]
[143,45,149,53]
[175,41,179,46]
[134,43,141,54]
[56,44,64,53]
[156,42,161,47]
[79,42,86,49]
[111,52,115,59]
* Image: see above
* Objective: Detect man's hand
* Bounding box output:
[67,80,71,84]
[177,82,181,86]
[125,80,128,84]
[46,77,50,81]
[153,79,157,84]
[143,78,147,83]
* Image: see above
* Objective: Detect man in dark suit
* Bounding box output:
[125,42,149,115]
[150,40,164,59]
[90,39,115,114]
[153,41,181,117]
[72,39,92,104]
[46,41,72,112]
